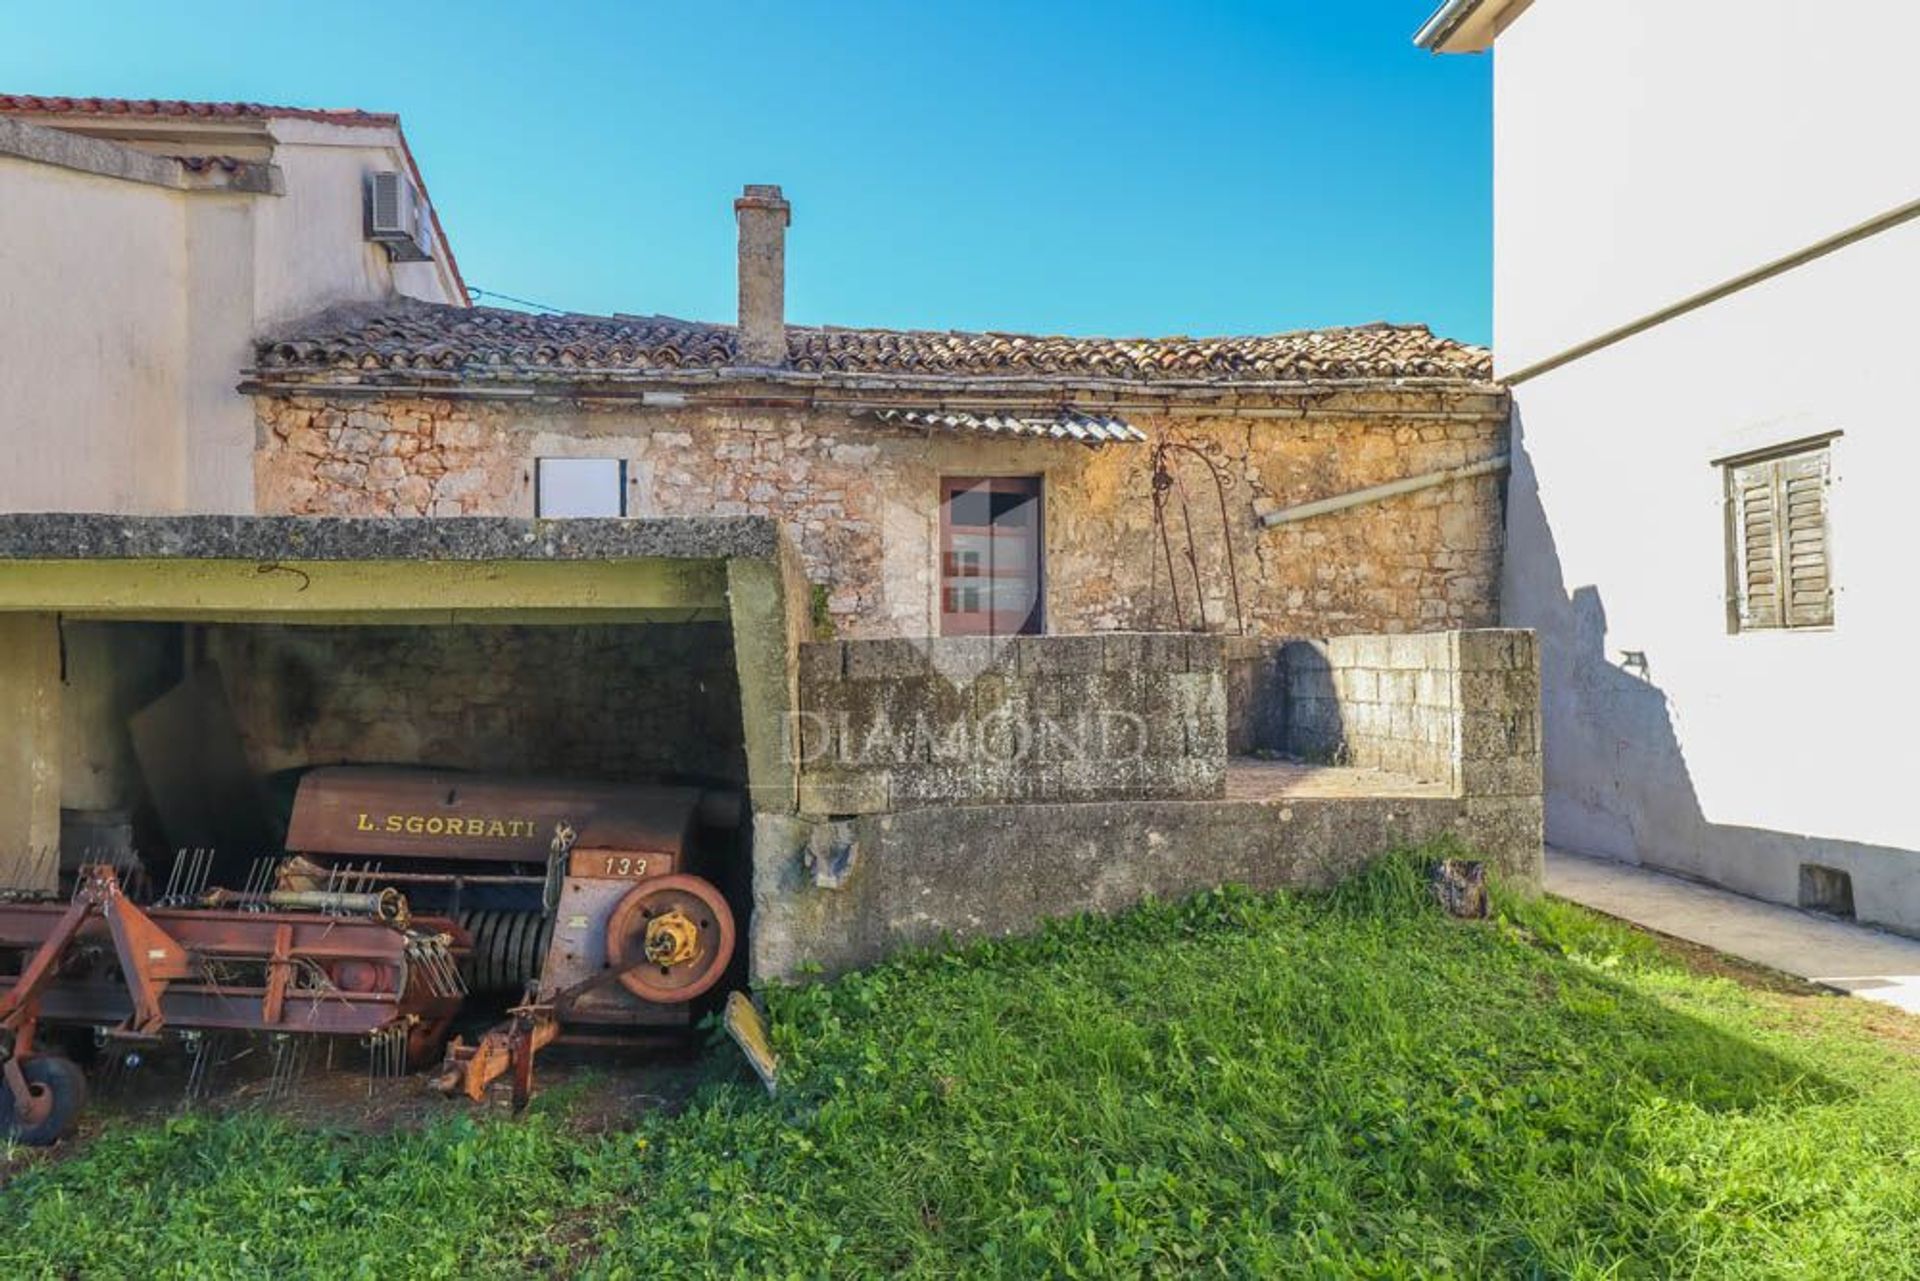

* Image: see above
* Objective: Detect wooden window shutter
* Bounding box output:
[1727,443,1832,631]
[1778,448,1832,627]
[1731,458,1782,629]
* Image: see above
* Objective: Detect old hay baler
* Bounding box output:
[0,767,739,1143]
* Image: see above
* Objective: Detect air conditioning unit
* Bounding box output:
[365,171,434,262]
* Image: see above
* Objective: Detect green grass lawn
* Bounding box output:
[3,851,1918,1279]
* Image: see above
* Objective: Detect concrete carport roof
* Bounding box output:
[0,515,811,877]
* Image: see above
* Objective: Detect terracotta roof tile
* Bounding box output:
[0,94,396,126]
[255,301,1492,386]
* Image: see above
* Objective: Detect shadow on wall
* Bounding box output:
[1502,408,1919,933]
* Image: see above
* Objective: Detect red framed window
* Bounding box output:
[940,476,1044,636]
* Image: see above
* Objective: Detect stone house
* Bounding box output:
[0,108,1540,980]
[247,186,1509,643]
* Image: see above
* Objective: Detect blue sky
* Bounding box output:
[2,1,1491,343]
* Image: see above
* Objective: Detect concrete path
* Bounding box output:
[1546,847,1920,1014]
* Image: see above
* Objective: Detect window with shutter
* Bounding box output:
[1724,440,1833,631]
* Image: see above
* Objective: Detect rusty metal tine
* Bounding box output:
[163,849,182,900]
[187,1035,210,1102]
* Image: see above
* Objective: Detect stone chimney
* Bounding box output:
[734,183,791,367]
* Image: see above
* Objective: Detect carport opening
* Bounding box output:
[56,617,752,1029]
[1798,864,1856,920]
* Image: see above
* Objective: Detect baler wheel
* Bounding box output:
[606,874,736,1004]
[1,1055,86,1147]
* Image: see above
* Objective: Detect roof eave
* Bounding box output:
[239,365,1505,405]
[1414,0,1534,53]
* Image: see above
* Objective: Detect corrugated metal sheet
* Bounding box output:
[870,408,1146,445]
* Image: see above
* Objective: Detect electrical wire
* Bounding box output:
[469,286,571,315]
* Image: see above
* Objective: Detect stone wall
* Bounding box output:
[204,622,747,787]
[253,393,1508,641]
[795,633,1225,814]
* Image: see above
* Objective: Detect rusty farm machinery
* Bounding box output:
[0,767,739,1143]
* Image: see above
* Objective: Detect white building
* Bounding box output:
[1420,1,1920,931]
[0,96,467,515]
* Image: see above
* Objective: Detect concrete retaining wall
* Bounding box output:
[755,628,1544,980]
[753,793,1480,981]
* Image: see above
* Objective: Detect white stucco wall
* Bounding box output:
[1493,0,1920,930]
[1494,0,1920,375]
[0,117,462,516]
[0,156,192,512]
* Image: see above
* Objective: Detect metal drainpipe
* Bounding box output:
[1258,454,1511,528]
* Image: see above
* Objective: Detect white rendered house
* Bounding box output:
[1420,0,1920,930]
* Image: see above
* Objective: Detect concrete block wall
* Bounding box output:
[1226,629,1540,795]
[1283,632,1463,785]
[795,633,1226,815]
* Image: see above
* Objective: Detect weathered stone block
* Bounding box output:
[843,637,932,681]
[799,771,890,817]
[1138,632,1189,673]
[1457,668,1536,711]
[1185,634,1225,674]
[923,635,1008,687]
[1101,632,1146,673]
[797,640,845,689]
[1455,796,1545,883]
[1459,754,1543,799]
[1460,710,1539,759]
[1017,634,1107,675]
[1454,628,1523,671]
[1169,672,1227,758]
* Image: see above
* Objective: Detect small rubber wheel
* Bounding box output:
[1,1056,87,1147]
